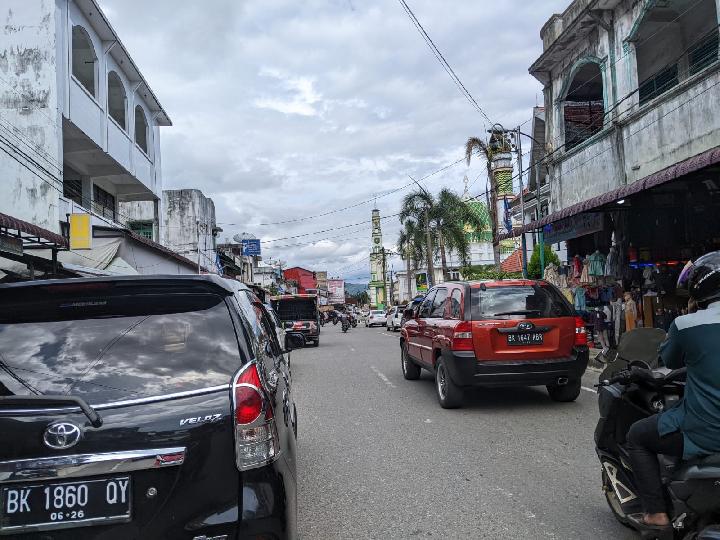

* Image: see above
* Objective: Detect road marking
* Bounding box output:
[350,347,356,352]
[581,386,597,394]
[380,332,399,338]
[370,365,396,388]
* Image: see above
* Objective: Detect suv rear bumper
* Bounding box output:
[443,348,589,388]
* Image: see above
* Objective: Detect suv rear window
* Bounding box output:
[471,284,573,320]
[0,293,243,403]
[272,298,316,321]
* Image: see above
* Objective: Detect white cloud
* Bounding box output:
[98,0,569,280]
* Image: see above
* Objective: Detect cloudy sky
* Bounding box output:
[99,0,567,281]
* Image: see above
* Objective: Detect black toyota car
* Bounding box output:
[0,275,300,539]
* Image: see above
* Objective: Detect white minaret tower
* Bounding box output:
[368,208,386,308]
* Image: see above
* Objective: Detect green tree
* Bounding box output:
[527,244,560,279]
[397,219,425,303]
[461,264,522,280]
[398,188,488,281]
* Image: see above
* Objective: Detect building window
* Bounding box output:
[72,26,97,97]
[563,62,604,151]
[92,184,116,220]
[107,71,127,130]
[129,221,153,239]
[134,105,148,154]
[635,0,718,106]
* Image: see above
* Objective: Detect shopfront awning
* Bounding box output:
[499,145,720,241]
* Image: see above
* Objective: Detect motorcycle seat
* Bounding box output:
[671,453,720,481]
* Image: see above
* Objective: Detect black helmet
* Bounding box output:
[677,251,720,307]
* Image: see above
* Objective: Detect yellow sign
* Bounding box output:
[69,213,92,250]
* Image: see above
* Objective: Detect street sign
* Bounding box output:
[69,213,92,250]
[415,272,428,293]
[241,238,261,256]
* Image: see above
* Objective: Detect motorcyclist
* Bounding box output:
[626,251,720,529]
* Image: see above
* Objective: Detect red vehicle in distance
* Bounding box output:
[400,280,589,408]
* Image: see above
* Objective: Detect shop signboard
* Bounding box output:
[328,279,345,304]
[543,213,603,245]
[415,272,428,294]
[69,213,92,250]
[241,238,261,256]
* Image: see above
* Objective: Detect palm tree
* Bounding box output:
[397,219,425,302]
[465,137,501,267]
[399,187,490,282]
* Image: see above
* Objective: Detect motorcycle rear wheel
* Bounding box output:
[602,470,632,529]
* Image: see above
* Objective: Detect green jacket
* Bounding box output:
[659,301,720,459]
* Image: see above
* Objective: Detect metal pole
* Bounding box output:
[516,127,528,278]
[381,247,388,308]
[540,228,546,279]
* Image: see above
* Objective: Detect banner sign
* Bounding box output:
[543,213,603,245]
[69,213,92,250]
[415,272,428,294]
[241,238,261,256]
[327,279,345,304]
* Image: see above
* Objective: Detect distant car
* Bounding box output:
[0,275,300,539]
[386,305,404,332]
[400,280,589,408]
[271,293,321,347]
[365,309,387,327]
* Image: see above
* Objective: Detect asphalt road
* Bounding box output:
[293,322,635,540]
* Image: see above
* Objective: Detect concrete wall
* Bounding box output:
[0,0,62,232]
[163,189,218,273]
[538,0,720,214]
[115,235,197,275]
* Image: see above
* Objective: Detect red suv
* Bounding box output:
[400,280,589,408]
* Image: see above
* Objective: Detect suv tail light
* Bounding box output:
[452,321,474,351]
[574,316,588,346]
[232,362,279,471]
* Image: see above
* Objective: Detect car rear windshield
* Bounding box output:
[371,310,383,315]
[470,285,573,320]
[271,298,316,321]
[0,293,243,403]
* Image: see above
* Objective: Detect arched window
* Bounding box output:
[107,72,126,130]
[134,105,148,154]
[71,26,97,97]
[633,0,718,105]
[563,62,604,151]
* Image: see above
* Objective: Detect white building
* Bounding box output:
[507,0,720,265]
[0,0,193,277]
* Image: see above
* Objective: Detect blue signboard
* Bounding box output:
[241,238,261,256]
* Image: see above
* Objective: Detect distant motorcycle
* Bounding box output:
[350,315,357,328]
[341,318,350,333]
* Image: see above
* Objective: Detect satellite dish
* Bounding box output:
[233,232,257,243]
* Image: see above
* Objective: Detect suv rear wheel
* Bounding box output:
[401,343,421,380]
[435,356,463,408]
[547,378,581,402]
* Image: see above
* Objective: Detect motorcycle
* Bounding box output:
[341,318,350,333]
[595,328,720,540]
[350,315,358,328]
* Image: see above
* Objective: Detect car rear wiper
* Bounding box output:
[491,310,541,316]
[0,395,103,427]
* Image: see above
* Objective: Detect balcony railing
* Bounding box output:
[639,28,719,106]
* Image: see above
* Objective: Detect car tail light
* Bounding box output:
[574,317,588,346]
[232,362,279,471]
[451,321,474,351]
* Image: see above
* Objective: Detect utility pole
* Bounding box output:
[381,247,388,308]
[515,127,528,278]
[408,175,435,288]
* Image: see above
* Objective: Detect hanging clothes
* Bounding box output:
[588,251,606,277]
[624,293,637,331]
[544,263,561,287]
[561,288,574,304]
[605,246,619,278]
[574,287,587,311]
[572,255,583,279]
[580,258,591,283]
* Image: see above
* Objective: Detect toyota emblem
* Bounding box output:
[43,422,82,450]
[518,321,535,331]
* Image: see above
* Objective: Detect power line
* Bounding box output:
[397,0,494,127]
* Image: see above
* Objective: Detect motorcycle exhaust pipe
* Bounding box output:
[557,377,569,386]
